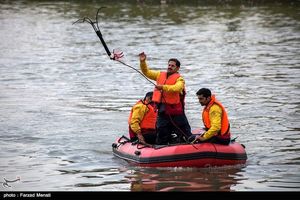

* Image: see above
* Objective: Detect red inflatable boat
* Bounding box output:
[112,130,247,168]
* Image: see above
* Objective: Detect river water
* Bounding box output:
[0,0,299,191]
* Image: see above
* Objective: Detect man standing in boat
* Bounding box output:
[194,88,231,145]
[139,52,195,145]
[128,92,157,145]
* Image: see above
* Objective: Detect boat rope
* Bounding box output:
[231,136,239,142]
[115,135,132,148]
[158,89,198,147]
[73,8,197,147]
[166,113,199,149]
[117,135,130,143]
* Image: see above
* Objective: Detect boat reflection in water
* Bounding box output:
[125,166,246,191]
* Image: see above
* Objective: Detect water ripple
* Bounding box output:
[0,1,299,191]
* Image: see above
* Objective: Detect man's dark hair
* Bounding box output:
[168,58,180,68]
[196,88,211,98]
[144,92,153,100]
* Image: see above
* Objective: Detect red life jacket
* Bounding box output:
[128,100,157,138]
[152,72,185,115]
[202,95,230,140]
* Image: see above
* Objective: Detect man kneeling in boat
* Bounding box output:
[128,92,157,145]
[194,88,231,145]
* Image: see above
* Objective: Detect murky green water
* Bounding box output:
[0,0,299,191]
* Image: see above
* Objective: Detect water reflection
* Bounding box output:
[56,166,131,191]
[126,166,246,191]
[0,0,299,191]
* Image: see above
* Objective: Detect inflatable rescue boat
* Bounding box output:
[112,130,247,168]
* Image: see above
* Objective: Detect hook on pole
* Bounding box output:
[73,8,155,86]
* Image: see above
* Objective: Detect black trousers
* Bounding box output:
[155,112,194,145]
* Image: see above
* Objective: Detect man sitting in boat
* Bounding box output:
[194,88,231,145]
[128,92,157,145]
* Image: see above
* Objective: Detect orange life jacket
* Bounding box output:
[152,72,181,104]
[128,100,157,130]
[202,95,230,138]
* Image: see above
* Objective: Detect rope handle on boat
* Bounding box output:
[115,135,153,149]
[113,135,132,148]
[117,135,130,143]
